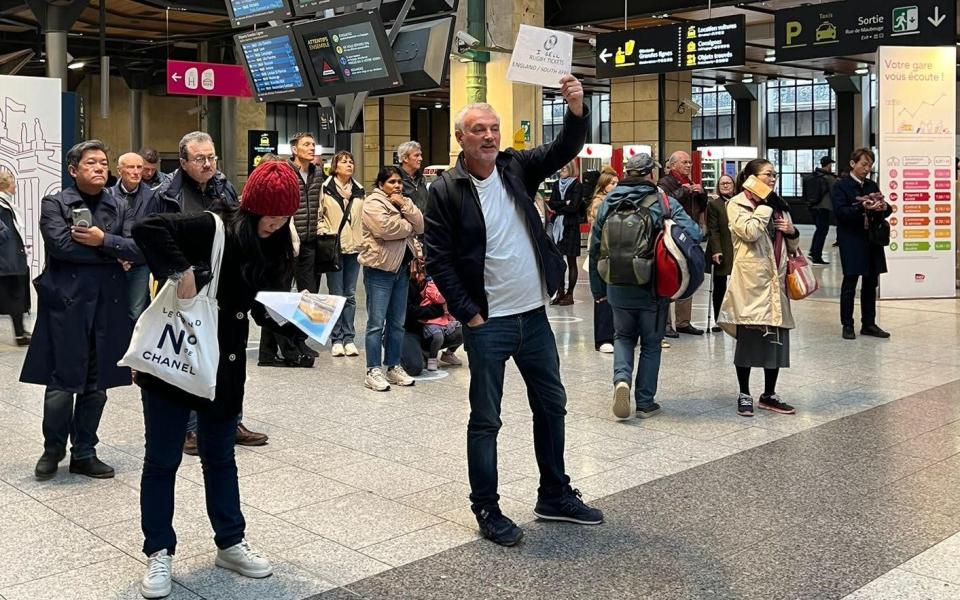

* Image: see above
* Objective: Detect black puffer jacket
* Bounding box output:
[287,159,324,241]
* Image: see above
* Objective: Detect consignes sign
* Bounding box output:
[596,16,745,79]
[167,60,253,98]
[775,0,955,62]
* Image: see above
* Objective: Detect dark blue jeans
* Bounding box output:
[462,307,570,512]
[611,301,668,409]
[326,253,360,343]
[363,265,409,370]
[42,338,106,460]
[809,208,831,261]
[141,389,245,556]
[126,264,151,322]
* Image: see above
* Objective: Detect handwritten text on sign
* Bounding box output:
[507,25,573,88]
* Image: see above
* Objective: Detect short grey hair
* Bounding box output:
[666,151,689,168]
[66,140,109,170]
[178,131,214,160]
[397,141,422,163]
[454,103,500,133]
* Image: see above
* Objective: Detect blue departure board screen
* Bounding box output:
[235,25,313,102]
[225,0,292,28]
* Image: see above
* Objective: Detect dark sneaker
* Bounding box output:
[636,402,661,419]
[860,324,891,339]
[737,393,754,417]
[475,507,523,546]
[758,394,796,415]
[810,259,830,265]
[69,456,115,479]
[664,330,679,339]
[534,488,604,525]
[15,333,31,346]
[34,449,65,480]
[257,355,285,367]
[676,324,704,335]
[842,326,856,340]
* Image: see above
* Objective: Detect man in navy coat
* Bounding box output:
[21,140,144,481]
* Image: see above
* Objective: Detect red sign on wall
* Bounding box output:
[166,60,253,98]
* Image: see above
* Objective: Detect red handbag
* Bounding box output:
[786,253,819,300]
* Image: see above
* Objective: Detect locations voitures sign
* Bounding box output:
[595,16,745,79]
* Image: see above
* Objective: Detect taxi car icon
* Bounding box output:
[816,22,837,42]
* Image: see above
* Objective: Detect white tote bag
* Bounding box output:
[119,213,225,400]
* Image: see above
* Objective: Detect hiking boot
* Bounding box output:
[758,394,796,415]
[365,368,391,391]
[439,350,462,366]
[534,488,604,525]
[343,342,360,357]
[140,549,172,599]
[34,448,65,480]
[183,432,199,456]
[636,402,661,419]
[737,393,754,417]
[235,424,268,446]
[612,381,633,420]
[69,456,115,479]
[475,507,523,546]
[215,540,272,578]
[860,324,891,339]
[385,366,415,386]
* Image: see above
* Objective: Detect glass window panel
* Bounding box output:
[718,115,733,139]
[703,92,716,111]
[780,112,796,136]
[692,91,702,107]
[782,149,796,170]
[600,100,610,122]
[552,102,565,122]
[797,149,813,173]
[718,91,733,114]
[692,119,703,140]
[797,111,813,136]
[813,83,831,109]
[600,123,610,144]
[767,85,780,112]
[767,113,779,137]
[780,86,795,111]
[797,84,813,109]
[704,116,717,139]
[813,109,831,135]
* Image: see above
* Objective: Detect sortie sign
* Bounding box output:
[166,60,253,98]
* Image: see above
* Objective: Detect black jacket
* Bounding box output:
[0,195,27,276]
[288,159,323,241]
[150,169,238,216]
[659,172,708,225]
[424,107,588,323]
[111,181,155,265]
[401,168,430,215]
[132,212,296,419]
[831,175,890,276]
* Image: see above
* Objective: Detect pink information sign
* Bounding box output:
[166,60,253,98]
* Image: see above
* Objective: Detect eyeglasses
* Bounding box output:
[186,155,218,166]
[760,171,778,178]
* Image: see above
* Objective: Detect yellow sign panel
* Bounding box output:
[902,229,930,239]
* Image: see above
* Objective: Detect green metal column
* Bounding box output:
[465,0,487,103]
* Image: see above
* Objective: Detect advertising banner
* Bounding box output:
[878,46,956,298]
[0,75,61,278]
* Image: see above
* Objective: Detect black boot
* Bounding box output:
[34,449,65,481]
[69,456,115,479]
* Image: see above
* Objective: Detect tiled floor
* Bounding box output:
[1,227,959,599]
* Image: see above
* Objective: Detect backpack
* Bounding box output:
[653,193,706,300]
[801,172,827,209]
[597,192,659,286]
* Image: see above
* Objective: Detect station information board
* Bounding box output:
[224,0,292,28]
[293,10,403,98]
[292,0,358,17]
[596,15,745,79]
[235,25,313,102]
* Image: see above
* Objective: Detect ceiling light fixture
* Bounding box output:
[742,75,754,84]
[434,102,443,109]
[854,63,869,75]
[67,61,85,70]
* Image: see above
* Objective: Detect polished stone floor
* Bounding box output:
[1,226,958,599]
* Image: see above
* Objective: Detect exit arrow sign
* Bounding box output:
[928,6,947,26]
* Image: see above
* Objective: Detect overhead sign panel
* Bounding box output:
[235,25,313,102]
[370,15,456,97]
[167,60,253,98]
[596,15,745,79]
[293,10,403,98]
[224,0,292,28]
[775,0,956,62]
[292,0,357,17]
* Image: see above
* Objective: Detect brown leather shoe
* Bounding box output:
[183,432,199,456]
[550,288,565,305]
[235,423,268,446]
[557,292,574,306]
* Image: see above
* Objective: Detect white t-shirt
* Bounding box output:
[470,170,547,318]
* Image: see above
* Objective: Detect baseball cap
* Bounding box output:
[820,156,835,167]
[624,153,661,175]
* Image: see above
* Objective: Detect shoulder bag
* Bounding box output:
[314,197,353,274]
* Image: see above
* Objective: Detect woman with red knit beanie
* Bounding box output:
[131,161,302,598]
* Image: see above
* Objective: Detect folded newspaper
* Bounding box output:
[255,292,347,346]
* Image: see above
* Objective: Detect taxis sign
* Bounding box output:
[775,0,955,62]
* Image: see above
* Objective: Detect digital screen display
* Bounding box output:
[293,11,403,98]
[235,25,313,102]
[224,0,292,28]
[291,0,357,17]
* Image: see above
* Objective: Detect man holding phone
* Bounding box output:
[21,140,144,481]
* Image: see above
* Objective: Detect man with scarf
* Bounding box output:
[658,150,707,336]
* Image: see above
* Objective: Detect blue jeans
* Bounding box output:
[326,253,360,343]
[42,337,106,460]
[141,389,245,556]
[363,265,409,369]
[126,264,151,322]
[611,301,668,409]
[462,307,570,511]
[809,208,831,261]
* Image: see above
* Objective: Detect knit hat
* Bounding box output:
[240,161,300,216]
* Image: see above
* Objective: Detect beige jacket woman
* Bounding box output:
[718,192,800,336]
[318,175,365,254]
[358,188,424,273]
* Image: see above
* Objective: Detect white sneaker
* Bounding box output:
[661,340,671,349]
[385,365,415,386]
[140,549,172,599]
[331,343,345,357]
[598,343,614,354]
[343,342,360,356]
[365,367,391,391]
[612,381,633,420]
[215,539,273,578]
[426,358,439,371]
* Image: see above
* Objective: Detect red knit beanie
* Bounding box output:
[240,161,300,216]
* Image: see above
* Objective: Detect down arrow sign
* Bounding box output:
[928,6,946,27]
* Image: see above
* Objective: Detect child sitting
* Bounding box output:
[418,276,463,371]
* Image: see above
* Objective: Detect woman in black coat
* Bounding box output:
[548,161,584,305]
[0,171,30,345]
[706,174,736,331]
[831,148,891,340]
[131,162,302,599]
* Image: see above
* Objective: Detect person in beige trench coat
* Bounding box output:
[717,159,801,418]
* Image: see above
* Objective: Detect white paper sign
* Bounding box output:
[507,24,573,88]
[255,291,346,345]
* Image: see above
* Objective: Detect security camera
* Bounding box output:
[455,30,481,54]
[678,99,701,116]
